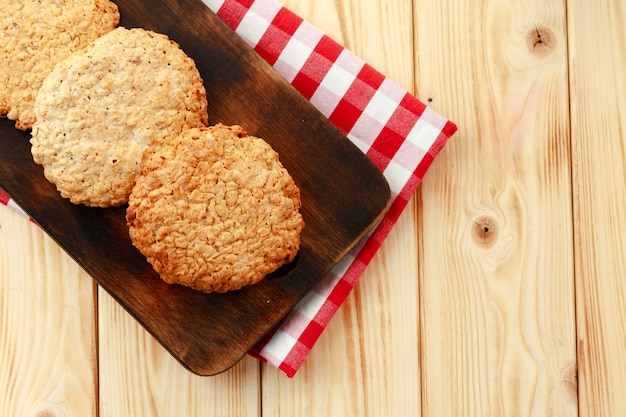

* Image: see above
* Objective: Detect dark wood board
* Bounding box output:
[0,0,390,375]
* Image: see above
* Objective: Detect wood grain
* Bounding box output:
[97,287,261,417]
[569,1,626,415]
[0,207,97,416]
[261,0,423,416]
[414,0,577,415]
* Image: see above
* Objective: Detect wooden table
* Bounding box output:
[1,0,625,415]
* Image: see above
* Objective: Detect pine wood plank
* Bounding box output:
[261,0,423,415]
[97,287,261,417]
[414,0,577,415]
[568,1,626,415]
[0,206,97,416]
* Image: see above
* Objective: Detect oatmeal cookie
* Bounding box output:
[126,124,304,293]
[0,0,120,130]
[30,27,209,207]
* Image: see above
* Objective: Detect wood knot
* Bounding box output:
[526,26,554,56]
[472,216,498,247]
[561,360,578,404]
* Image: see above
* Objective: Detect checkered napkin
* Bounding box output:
[0,0,456,377]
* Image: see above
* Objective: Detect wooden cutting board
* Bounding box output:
[0,0,390,375]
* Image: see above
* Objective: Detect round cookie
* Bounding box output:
[1,0,120,130]
[126,124,304,293]
[30,27,209,207]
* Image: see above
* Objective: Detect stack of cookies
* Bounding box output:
[1,0,304,293]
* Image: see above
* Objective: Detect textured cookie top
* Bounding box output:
[126,124,304,293]
[31,27,209,207]
[0,0,120,130]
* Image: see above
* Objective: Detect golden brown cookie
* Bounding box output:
[30,27,209,207]
[0,0,120,130]
[126,124,304,293]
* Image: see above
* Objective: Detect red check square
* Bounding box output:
[328,98,364,134]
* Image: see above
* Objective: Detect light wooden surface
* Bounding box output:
[1,0,625,415]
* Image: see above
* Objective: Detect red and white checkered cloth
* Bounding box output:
[0,0,457,377]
